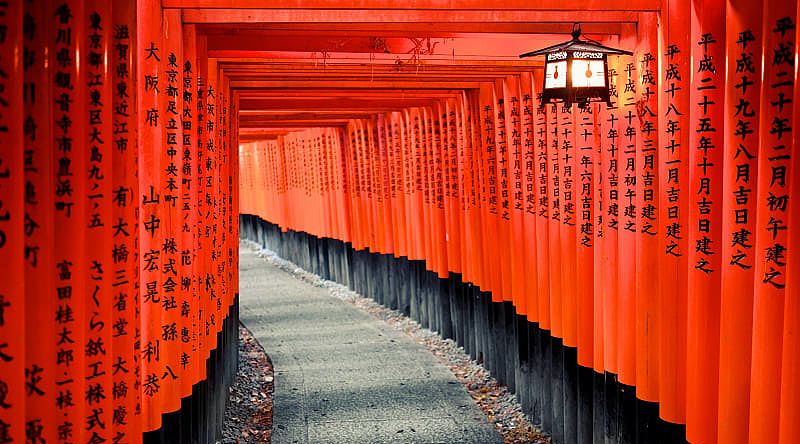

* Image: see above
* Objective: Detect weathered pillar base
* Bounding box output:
[143,296,239,444]
[240,215,689,444]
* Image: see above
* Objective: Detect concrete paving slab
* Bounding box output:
[294,365,452,386]
[307,418,501,444]
[238,246,503,444]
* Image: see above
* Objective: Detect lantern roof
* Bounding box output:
[519,24,632,58]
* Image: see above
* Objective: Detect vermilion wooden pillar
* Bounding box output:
[479,84,501,300]
[446,99,463,277]
[718,0,763,441]
[23,1,56,442]
[616,24,637,389]
[205,54,219,368]
[559,103,577,350]
[750,1,796,443]
[182,21,200,401]
[519,72,540,325]
[195,33,209,384]
[495,79,513,303]
[532,70,551,338]
[465,92,482,289]
[0,1,24,443]
[685,0,726,441]
[422,109,435,275]
[434,105,449,279]
[516,73,536,323]
[111,0,142,439]
[575,103,595,369]
[658,0,690,426]
[84,2,115,441]
[230,104,239,300]
[778,6,800,440]
[53,2,90,442]
[545,102,562,339]
[778,14,800,439]
[599,54,620,381]
[470,93,487,291]
[506,76,524,314]
[159,9,184,415]
[137,0,164,431]
[633,11,659,405]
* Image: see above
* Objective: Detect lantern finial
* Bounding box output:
[571,23,582,40]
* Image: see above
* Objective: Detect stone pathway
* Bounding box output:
[239,246,504,444]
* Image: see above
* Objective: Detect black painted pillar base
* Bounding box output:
[142,295,239,444]
[239,215,689,444]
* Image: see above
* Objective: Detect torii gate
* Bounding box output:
[0,1,798,444]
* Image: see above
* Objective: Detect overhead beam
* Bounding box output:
[217,59,544,67]
[211,51,544,65]
[197,22,624,36]
[218,62,542,74]
[241,111,387,121]
[240,128,320,133]
[239,128,337,138]
[166,0,660,11]
[224,73,526,82]
[203,33,587,58]
[240,120,353,128]
[236,89,465,98]
[230,80,483,89]
[183,9,641,24]
[239,98,438,110]
[242,108,415,114]
[239,135,282,141]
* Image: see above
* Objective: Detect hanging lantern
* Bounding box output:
[520,24,632,107]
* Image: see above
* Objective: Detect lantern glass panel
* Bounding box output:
[571,59,606,88]
[544,60,567,89]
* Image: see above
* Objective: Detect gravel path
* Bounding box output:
[221,325,274,443]
[234,242,546,443]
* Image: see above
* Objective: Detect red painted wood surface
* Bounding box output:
[53,2,90,441]
[23,1,56,442]
[750,2,796,443]
[0,2,24,442]
[718,0,762,441]
[598,53,621,377]
[575,103,595,368]
[1,1,799,443]
[232,3,800,439]
[85,2,115,440]
[778,6,800,442]
[658,0,690,425]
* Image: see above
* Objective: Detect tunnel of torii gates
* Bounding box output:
[1,0,800,443]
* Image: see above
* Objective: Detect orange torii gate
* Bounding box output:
[1,1,240,443]
[0,1,799,444]
[232,2,799,444]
